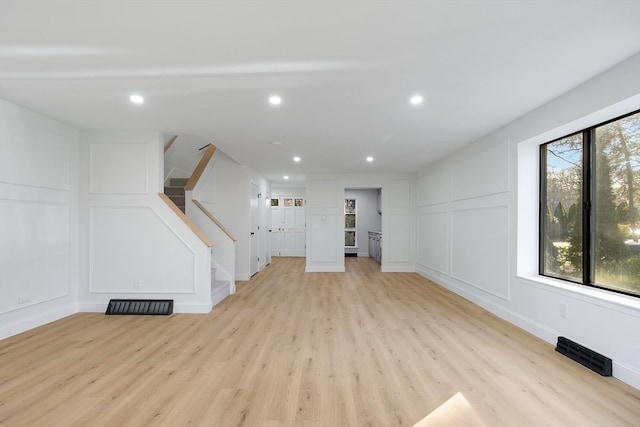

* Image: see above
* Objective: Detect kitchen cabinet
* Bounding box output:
[368,231,381,263]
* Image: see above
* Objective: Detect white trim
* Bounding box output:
[211,283,231,308]
[381,264,415,273]
[78,301,212,314]
[518,275,640,314]
[0,304,77,340]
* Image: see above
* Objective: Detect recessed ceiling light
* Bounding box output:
[410,95,423,105]
[130,94,144,104]
[293,156,301,162]
[269,95,282,105]
[366,156,374,162]
[283,175,289,180]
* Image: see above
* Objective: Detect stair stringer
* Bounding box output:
[186,150,238,308]
[211,258,235,293]
[187,194,237,307]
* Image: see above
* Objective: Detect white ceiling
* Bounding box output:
[1,1,639,185]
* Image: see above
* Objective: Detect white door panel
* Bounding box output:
[271,195,305,257]
[250,184,259,276]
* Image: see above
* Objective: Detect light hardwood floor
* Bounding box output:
[1,257,639,426]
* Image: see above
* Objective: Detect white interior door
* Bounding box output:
[281,196,305,257]
[271,196,305,257]
[265,192,272,265]
[271,199,283,256]
[250,183,259,276]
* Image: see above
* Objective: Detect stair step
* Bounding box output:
[212,280,229,290]
[168,195,185,204]
[164,185,185,195]
[170,177,189,187]
[211,280,231,308]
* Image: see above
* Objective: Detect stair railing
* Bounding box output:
[163,134,178,153]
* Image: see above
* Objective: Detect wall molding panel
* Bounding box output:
[0,200,70,314]
[450,205,510,300]
[0,99,79,339]
[416,211,449,274]
[88,205,196,294]
[89,143,148,195]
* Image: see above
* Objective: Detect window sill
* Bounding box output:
[518,274,640,312]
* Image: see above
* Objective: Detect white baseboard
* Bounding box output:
[0,304,77,340]
[77,303,108,313]
[613,360,640,390]
[211,283,231,307]
[78,301,213,314]
[173,302,212,314]
[381,264,415,273]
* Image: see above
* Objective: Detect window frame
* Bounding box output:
[539,109,640,298]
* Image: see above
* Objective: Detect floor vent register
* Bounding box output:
[556,336,612,376]
[105,299,174,315]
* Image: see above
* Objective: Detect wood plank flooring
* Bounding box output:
[1,257,639,426]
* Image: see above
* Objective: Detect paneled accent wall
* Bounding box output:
[89,206,196,293]
[0,99,79,339]
[309,214,339,263]
[309,179,339,208]
[78,131,212,313]
[417,211,448,274]
[89,143,148,194]
[450,139,509,200]
[386,214,411,263]
[416,54,640,389]
[417,142,511,298]
[383,178,414,270]
[387,179,412,208]
[306,175,415,273]
[450,204,509,300]
[306,179,342,270]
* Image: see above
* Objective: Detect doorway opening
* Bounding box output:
[344,188,382,269]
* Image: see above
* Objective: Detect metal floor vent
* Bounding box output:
[556,336,612,376]
[105,299,173,315]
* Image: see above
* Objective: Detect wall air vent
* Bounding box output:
[105,299,173,315]
[556,336,612,376]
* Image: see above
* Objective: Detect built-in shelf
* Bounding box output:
[345,198,357,250]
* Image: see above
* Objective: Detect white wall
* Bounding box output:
[344,189,382,257]
[0,99,79,339]
[248,168,272,274]
[306,174,414,273]
[416,53,640,388]
[163,133,208,183]
[78,130,212,313]
[194,149,271,281]
[189,147,236,291]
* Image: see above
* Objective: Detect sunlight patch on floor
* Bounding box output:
[413,392,486,427]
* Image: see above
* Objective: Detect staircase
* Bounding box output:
[164,178,188,213]
[164,138,235,308]
[211,265,232,307]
